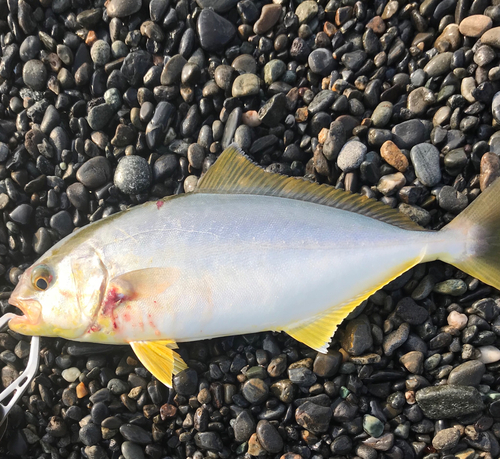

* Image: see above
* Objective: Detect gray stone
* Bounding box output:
[448,360,485,386]
[410,143,441,187]
[337,140,367,172]
[415,385,485,419]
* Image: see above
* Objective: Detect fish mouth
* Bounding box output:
[8,297,41,325]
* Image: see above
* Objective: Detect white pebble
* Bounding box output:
[478,345,500,364]
[62,367,81,383]
[447,311,468,330]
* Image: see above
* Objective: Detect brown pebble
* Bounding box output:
[480,152,500,191]
[323,21,337,37]
[76,382,88,398]
[434,24,461,53]
[160,403,177,420]
[85,30,97,46]
[479,26,500,48]
[380,140,409,172]
[366,16,386,34]
[248,433,266,456]
[459,15,493,38]
[295,107,309,123]
[318,127,329,144]
[242,110,261,127]
[253,4,281,35]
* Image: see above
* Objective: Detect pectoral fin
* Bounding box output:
[129,340,188,387]
[109,267,180,300]
[284,255,423,353]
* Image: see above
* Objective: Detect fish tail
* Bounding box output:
[440,178,500,291]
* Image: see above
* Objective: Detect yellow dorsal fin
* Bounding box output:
[197,146,425,231]
[129,340,188,387]
[284,255,423,353]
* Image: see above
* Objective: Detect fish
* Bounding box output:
[8,146,500,387]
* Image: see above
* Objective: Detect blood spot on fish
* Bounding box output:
[147,313,161,336]
[156,200,164,210]
[88,323,101,333]
[102,287,125,316]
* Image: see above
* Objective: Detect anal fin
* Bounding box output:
[129,340,188,387]
[284,255,423,353]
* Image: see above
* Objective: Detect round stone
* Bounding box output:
[363,415,384,438]
[232,74,261,97]
[308,48,335,76]
[478,26,500,47]
[62,367,81,383]
[242,379,269,404]
[114,156,151,194]
[22,60,47,90]
[76,156,113,189]
[90,40,110,66]
[264,59,286,85]
[459,15,492,37]
[337,140,367,172]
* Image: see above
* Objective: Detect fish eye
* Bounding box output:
[31,265,53,291]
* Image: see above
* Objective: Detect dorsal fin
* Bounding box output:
[197,146,426,231]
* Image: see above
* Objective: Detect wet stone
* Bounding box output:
[254,4,281,35]
[234,411,255,442]
[197,9,236,52]
[256,420,283,453]
[308,48,335,76]
[295,401,332,434]
[313,351,342,378]
[196,0,238,13]
[194,432,223,451]
[119,424,151,445]
[415,385,485,419]
[122,441,145,459]
[22,60,47,91]
[105,0,142,18]
[76,157,112,189]
[242,378,269,404]
[341,316,373,356]
[173,369,198,396]
[363,415,384,438]
[448,360,485,386]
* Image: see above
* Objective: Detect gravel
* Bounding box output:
[2,0,500,458]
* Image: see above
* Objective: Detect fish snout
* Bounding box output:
[8,296,42,325]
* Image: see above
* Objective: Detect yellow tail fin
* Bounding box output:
[443,178,500,290]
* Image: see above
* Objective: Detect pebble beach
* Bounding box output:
[2,0,500,458]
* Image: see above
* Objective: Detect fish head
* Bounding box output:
[9,241,107,340]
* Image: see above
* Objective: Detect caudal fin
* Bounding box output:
[443,178,500,291]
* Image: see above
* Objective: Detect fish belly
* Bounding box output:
[94,193,436,343]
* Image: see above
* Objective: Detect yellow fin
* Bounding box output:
[129,340,188,387]
[197,145,425,231]
[109,268,180,299]
[284,255,424,353]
